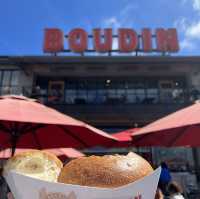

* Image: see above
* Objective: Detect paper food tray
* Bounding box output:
[4,167,161,199]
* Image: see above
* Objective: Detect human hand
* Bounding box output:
[7,192,14,199]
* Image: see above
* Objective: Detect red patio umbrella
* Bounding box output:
[113,128,140,141]
[0,148,84,160]
[131,102,200,147]
[0,95,117,155]
[111,128,140,147]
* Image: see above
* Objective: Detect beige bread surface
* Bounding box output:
[58,152,153,188]
[4,150,63,182]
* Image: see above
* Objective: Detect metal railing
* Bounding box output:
[0,86,198,105]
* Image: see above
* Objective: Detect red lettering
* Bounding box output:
[43,28,64,53]
[142,28,152,52]
[118,29,138,52]
[43,27,179,54]
[68,28,88,53]
[93,28,112,52]
[156,28,179,52]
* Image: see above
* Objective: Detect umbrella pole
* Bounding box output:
[11,135,17,156]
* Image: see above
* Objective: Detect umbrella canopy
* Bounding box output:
[131,102,200,147]
[0,148,84,159]
[113,128,140,141]
[0,95,117,154]
[110,128,139,147]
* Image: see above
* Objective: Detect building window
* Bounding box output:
[36,77,186,105]
[0,70,20,95]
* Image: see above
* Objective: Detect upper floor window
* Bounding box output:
[0,70,21,95]
[0,70,20,86]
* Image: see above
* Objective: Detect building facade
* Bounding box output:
[1,56,200,125]
[0,55,200,192]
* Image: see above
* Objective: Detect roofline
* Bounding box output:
[1,55,200,65]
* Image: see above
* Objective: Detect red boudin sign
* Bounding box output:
[43,28,179,54]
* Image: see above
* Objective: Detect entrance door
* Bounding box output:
[48,81,65,103]
[159,80,174,103]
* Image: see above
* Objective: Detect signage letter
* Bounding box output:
[43,28,64,53]
[118,29,138,52]
[142,28,152,52]
[156,28,179,52]
[68,28,88,53]
[93,28,112,52]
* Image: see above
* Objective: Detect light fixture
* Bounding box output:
[106,79,111,84]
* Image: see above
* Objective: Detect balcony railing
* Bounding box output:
[0,86,198,105]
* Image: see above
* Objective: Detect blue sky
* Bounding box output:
[0,0,200,56]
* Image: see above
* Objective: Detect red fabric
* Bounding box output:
[0,95,117,150]
[0,148,84,159]
[132,102,200,147]
[113,128,140,141]
[110,128,139,147]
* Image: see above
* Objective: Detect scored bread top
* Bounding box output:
[4,149,63,182]
[58,152,153,188]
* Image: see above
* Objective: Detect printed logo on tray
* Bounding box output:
[39,188,143,199]
[96,195,142,199]
[39,188,76,199]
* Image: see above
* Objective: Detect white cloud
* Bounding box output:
[101,3,138,51]
[101,2,138,29]
[180,0,188,5]
[102,17,121,29]
[193,0,200,11]
[180,39,195,50]
[174,17,188,31]
[176,0,200,51]
[173,17,200,50]
[185,21,200,38]
[120,4,138,18]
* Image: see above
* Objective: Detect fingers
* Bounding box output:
[7,192,14,199]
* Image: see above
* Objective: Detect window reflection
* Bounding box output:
[0,70,21,95]
[39,78,186,105]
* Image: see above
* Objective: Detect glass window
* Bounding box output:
[96,89,106,104]
[76,89,87,104]
[135,89,146,103]
[106,89,116,98]
[127,89,136,103]
[11,71,20,85]
[87,90,96,104]
[66,81,76,89]
[0,71,2,84]
[65,90,76,104]
[146,88,159,103]
[116,89,126,98]
[2,71,11,86]
[39,78,185,105]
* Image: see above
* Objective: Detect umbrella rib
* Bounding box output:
[132,134,151,147]
[0,122,11,134]
[167,126,189,147]
[20,124,46,136]
[31,130,42,149]
[58,126,89,148]
[19,123,34,135]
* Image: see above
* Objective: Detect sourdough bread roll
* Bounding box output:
[58,152,153,188]
[4,150,63,182]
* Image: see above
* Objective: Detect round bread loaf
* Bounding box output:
[4,150,63,182]
[58,152,153,188]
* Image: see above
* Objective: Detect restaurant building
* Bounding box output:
[0,27,200,192]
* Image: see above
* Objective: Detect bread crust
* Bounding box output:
[58,152,153,188]
[3,149,63,182]
[4,150,63,171]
